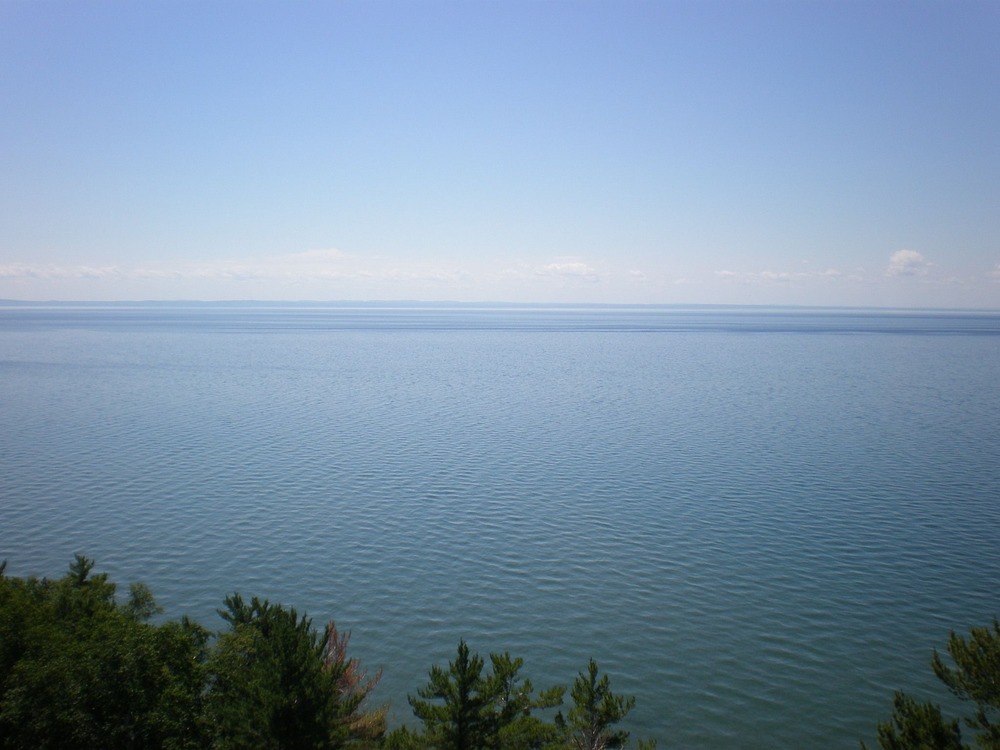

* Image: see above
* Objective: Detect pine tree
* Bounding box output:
[206,594,383,750]
[863,692,964,750]
[323,621,387,746]
[558,659,635,750]
[486,652,564,750]
[866,616,1000,750]
[932,619,1000,748]
[407,639,493,750]
[398,641,565,750]
[0,556,208,750]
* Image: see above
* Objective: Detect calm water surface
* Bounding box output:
[2,304,999,748]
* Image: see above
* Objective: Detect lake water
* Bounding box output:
[2,303,999,748]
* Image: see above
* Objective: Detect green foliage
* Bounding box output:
[382,725,427,750]
[867,616,1000,750]
[1,557,665,750]
[932,620,1000,748]
[487,651,565,750]
[862,692,964,750]
[406,639,493,750]
[0,555,209,750]
[397,640,565,750]
[557,659,635,750]
[206,593,374,750]
[1,558,384,750]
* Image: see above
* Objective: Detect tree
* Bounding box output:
[395,640,564,750]
[323,621,387,746]
[865,617,1000,750]
[487,651,565,750]
[557,659,635,750]
[0,555,209,750]
[932,620,1000,748]
[205,594,383,750]
[406,639,493,750]
[1,559,385,750]
[864,692,964,750]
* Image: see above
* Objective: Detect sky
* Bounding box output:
[1,0,998,308]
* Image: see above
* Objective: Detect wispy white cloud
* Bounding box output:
[0,263,125,280]
[375,268,472,284]
[886,249,930,277]
[1,249,397,285]
[0,249,483,302]
[535,259,599,282]
[499,258,601,284]
[716,268,842,284]
[990,264,1000,283]
[1,251,616,298]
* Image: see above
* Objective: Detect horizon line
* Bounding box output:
[2,298,1000,314]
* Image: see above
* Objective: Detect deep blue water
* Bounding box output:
[2,303,999,748]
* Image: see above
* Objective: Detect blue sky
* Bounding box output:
[2,0,998,307]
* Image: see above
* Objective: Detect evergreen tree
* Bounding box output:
[486,652,564,750]
[397,641,564,750]
[0,555,209,750]
[932,620,1000,748]
[557,659,635,750]
[407,639,493,750]
[206,593,382,750]
[323,621,387,746]
[866,616,1000,750]
[863,692,964,750]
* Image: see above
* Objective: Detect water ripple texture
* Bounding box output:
[2,305,999,749]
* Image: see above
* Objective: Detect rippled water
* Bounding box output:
[2,303,999,748]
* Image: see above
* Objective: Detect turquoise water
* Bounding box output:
[2,304,999,748]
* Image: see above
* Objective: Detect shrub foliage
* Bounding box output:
[0,558,650,750]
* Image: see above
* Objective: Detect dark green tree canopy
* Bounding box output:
[398,640,565,750]
[932,619,1000,748]
[866,616,1000,750]
[865,692,964,750]
[408,639,492,750]
[2,558,661,750]
[1,558,383,750]
[0,555,209,750]
[207,593,385,750]
[557,659,636,750]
